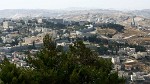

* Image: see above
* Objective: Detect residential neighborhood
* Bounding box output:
[0,14,149,83]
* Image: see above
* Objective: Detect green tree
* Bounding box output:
[0,34,125,84]
[0,57,37,84]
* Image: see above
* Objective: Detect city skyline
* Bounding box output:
[0,0,150,10]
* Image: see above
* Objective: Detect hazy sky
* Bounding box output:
[0,0,150,10]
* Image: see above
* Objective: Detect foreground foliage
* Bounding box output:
[0,34,125,84]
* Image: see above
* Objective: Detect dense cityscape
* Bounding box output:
[0,0,150,84]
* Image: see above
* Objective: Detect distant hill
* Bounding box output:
[0,9,65,18]
[0,9,150,19]
[0,9,121,18]
[129,9,150,18]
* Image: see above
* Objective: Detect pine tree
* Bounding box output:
[0,34,126,84]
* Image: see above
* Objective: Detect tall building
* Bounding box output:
[37,18,46,23]
[3,21,15,29]
[48,18,64,24]
[131,16,136,27]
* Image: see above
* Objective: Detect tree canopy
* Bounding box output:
[95,23,125,32]
[0,34,125,84]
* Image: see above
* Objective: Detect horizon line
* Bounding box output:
[0,8,150,11]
